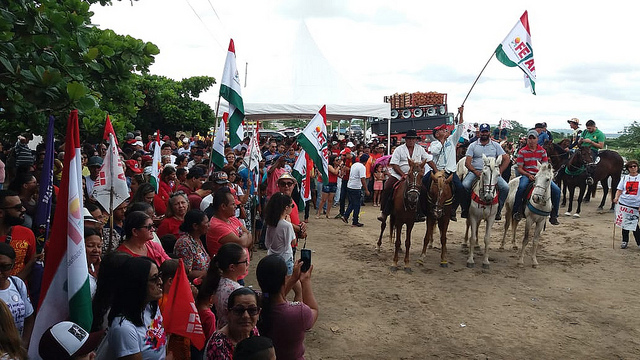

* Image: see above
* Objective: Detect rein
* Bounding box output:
[564,163,586,176]
[403,169,421,211]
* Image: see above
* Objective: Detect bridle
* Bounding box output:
[403,165,421,211]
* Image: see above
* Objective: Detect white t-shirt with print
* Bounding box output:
[0,276,34,335]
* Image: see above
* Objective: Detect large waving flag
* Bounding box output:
[211,114,227,171]
[149,131,162,193]
[28,110,92,359]
[244,131,262,172]
[92,116,129,212]
[297,105,329,185]
[163,259,206,350]
[495,10,536,94]
[292,150,313,209]
[220,39,245,147]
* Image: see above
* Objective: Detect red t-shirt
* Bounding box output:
[0,226,36,277]
[206,217,243,257]
[116,241,170,266]
[156,216,183,239]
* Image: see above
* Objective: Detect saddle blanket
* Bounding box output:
[615,204,639,231]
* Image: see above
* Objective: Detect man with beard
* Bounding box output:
[0,190,37,283]
[462,123,510,220]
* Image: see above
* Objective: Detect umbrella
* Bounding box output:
[375,155,392,167]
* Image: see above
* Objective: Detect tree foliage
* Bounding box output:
[607,121,640,159]
[0,0,158,140]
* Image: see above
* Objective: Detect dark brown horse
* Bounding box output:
[580,148,623,211]
[418,170,453,267]
[562,149,589,217]
[542,140,571,205]
[377,158,426,271]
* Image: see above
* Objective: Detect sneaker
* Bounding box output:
[549,217,560,225]
[460,211,468,219]
[586,177,594,186]
[352,223,364,227]
[334,214,343,219]
[495,213,502,221]
[341,216,348,224]
[621,241,628,249]
[377,214,385,222]
[512,211,523,222]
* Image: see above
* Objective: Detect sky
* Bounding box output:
[90,0,640,133]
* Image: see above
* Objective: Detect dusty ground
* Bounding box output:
[245,189,640,360]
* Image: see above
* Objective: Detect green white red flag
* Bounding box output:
[212,114,227,170]
[220,39,245,147]
[149,131,162,193]
[495,10,536,94]
[297,105,329,185]
[28,110,93,359]
[292,150,313,209]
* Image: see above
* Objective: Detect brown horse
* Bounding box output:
[562,149,589,217]
[580,148,623,210]
[542,140,571,205]
[418,170,453,267]
[377,158,426,271]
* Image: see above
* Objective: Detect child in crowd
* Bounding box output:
[373,163,385,207]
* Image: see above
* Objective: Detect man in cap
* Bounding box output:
[39,321,105,360]
[377,129,434,222]
[534,123,550,145]
[462,123,510,220]
[512,130,560,225]
[201,171,230,215]
[566,118,582,151]
[85,156,103,200]
[187,149,204,169]
[277,172,307,239]
[423,106,466,221]
[579,119,606,185]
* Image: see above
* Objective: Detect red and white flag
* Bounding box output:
[297,105,329,184]
[163,259,206,350]
[293,150,312,203]
[150,131,162,193]
[92,115,129,211]
[28,110,93,359]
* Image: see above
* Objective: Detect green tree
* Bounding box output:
[608,121,640,159]
[132,74,216,136]
[0,0,158,140]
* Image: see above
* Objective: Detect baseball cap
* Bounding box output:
[346,141,355,148]
[340,148,351,155]
[124,159,142,174]
[228,187,242,205]
[479,123,491,132]
[567,118,580,126]
[212,171,229,184]
[134,140,144,147]
[39,321,105,360]
[527,129,539,138]
[534,123,545,129]
[87,156,103,167]
[359,153,370,163]
[82,208,100,224]
[434,124,450,131]
[142,155,153,163]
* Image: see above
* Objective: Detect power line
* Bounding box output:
[183,0,225,51]
[205,0,231,43]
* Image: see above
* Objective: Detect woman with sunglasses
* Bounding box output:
[117,211,170,267]
[0,243,34,349]
[206,243,249,329]
[264,193,296,276]
[614,159,640,249]
[157,192,190,239]
[205,287,260,360]
[97,256,167,359]
[256,255,318,360]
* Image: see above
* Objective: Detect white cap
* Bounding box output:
[347,141,355,148]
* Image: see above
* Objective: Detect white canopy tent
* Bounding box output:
[216,22,389,122]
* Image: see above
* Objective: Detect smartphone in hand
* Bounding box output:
[300,249,311,272]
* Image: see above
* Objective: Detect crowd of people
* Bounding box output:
[0,111,635,359]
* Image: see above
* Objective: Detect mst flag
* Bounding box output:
[28,110,92,359]
[297,105,329,185]
[102,114,118,145]
[292,150,313,209]
[163,259,206,350]
[220,39,245,147]
[149,131,162,193]
[495,10,536,94]
[92,132,129,212]
[212,115,226,170]
[244,131,262,172]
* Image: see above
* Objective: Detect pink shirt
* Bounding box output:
[206,216,249,280]
[116,241,170,266]
[266,167,286,199]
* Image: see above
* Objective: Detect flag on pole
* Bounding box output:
[163,259,206,350]
[220,39,245,147]
[149,131,162,193]
[292,150,313,209]
[212,114,227,170]
[92,131,129,212]
[297,105,329,185]
[34,115,55,251]
[102,114,118,145]
[495,10,536,94]
[244,131,262,173]
[28,110,92,359]
[499,119,513,129]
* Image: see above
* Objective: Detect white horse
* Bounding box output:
[465,154,502,269]
[501,162,553,267]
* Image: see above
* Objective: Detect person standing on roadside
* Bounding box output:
[342,154,370,227]
[613,160,640,249]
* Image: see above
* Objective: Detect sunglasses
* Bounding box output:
[1,204,25,211]
[148,272,163,283]
[229,305,260,317]
[629,165,638,168]
[279,182,295,187]
[0,263,15,272]
[233,259,249,266]
[138,224,155,230]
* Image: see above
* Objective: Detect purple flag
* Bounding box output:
[34,115,55,251]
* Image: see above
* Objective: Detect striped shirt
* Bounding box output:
[516,145,548,174]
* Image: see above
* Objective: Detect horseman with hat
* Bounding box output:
[377,129,435,222]
[566,118,582,151]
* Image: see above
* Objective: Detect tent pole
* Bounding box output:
[387,116,391,155]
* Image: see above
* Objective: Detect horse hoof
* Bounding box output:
[583,199,590,203]
[597,206,604,211]
[517,262,524,267]
[564,212,571,216]
[461,243,468,249]
[466,262,475,268]
[389,266,398,272]
[404,267,413,274]
[512,246,518,251]
[532,264,538,269]
[573,213,580,218]
[440,262,448,268]
[416,259,424,266]
[482,263,490,269]
[427,244,433,249]
[474,246,481,252]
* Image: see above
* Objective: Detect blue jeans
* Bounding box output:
[462,172,509,211]
[344,188,362,225]
[514,176,561,218]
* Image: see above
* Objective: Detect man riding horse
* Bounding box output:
[422,106,466,222]
[566,117,582,151]
[579,119,605,185]
[512,130,561,225]
[461,123,510,220]
[378,129,435,222]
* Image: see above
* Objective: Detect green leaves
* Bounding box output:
[67,81,86,100]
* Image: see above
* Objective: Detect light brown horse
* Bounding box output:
[418,170,454,267]
[377,158,426,271]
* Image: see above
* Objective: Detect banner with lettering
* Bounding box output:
[614,204,639,231]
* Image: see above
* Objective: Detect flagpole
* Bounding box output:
[108,188,114,253]
[209,95,223,175]
[460,51,496,108]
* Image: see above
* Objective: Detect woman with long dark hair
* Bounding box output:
[264,193,295,275]
[174,209,211,280]
[0,299,27,360]
[91,251,132,332]
[256,254,318,360]
[97,257,166,359]
[205,243,248,329]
